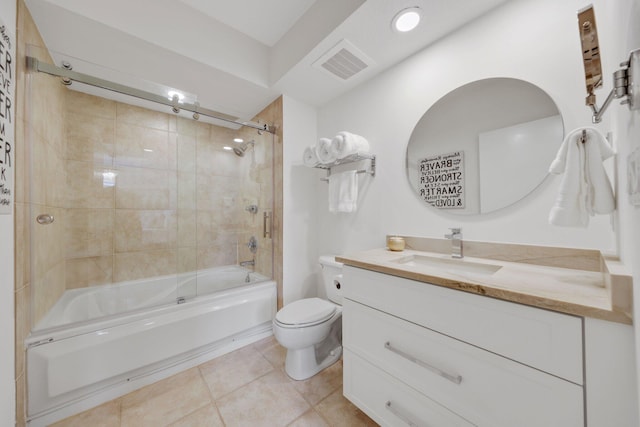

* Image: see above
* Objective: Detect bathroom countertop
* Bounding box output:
[337,246,633,324]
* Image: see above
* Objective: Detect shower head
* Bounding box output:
[233,140,255,157]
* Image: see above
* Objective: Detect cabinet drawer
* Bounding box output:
[344,299,584,427]
[343,266,583,384]
[344,349,474,427]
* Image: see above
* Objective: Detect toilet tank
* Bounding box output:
[319,255,344,305]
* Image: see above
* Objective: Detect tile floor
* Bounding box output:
[51,336,378,427]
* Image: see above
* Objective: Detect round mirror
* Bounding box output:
[406,78,564,215]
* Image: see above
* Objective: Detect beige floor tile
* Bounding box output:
[287,409,330,427]
[217,370,310,427]
[315,389,378,427]
[120,367,211,427]
[199,344,274,399]
[168,403,225,427]
[293,360,343,406]
[50,399,121,427]
[254,336,287,371]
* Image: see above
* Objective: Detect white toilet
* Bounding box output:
[273,255,344,380]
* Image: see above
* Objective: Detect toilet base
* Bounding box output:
[284,344,342,381]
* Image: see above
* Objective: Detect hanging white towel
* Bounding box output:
[328,170,358,213]
[316,137,336,164]
[548,127,615,227]
[302,145,319,167]
[329,131,370,159]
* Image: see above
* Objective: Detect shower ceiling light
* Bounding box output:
[392,7,421,32]
[167,90,185,103]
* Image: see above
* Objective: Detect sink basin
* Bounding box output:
[391,254,502,275]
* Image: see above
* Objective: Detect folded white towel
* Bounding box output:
[316,137,336,164]
[328,170,358,213]
[329,131,370,159]
[302,145,319,167]
[548,127,615,227]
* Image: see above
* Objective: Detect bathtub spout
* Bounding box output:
[240,260,255,267]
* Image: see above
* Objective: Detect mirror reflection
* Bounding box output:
[406,78,564,215]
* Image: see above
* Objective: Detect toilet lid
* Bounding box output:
[276,298,336,326]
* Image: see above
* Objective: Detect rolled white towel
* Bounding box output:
[316,137,336,164]
[329,131,370,159]
[302,145,319,167]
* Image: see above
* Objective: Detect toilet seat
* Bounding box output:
[275,298,337,328]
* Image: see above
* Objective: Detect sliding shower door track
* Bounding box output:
[26,56,275,133]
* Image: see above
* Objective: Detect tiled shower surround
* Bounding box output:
[15,3,282,424]
[32,89,275,326]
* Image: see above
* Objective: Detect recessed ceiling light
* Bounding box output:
[392,7,422,33]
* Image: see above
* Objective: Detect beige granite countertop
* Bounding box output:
[337,239,633,324]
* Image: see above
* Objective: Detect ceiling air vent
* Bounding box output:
[312,39,374,81]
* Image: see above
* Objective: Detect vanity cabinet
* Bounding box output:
[342,265,637,427]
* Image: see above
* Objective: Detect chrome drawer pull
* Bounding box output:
[385,341,462,385]
[385,401,420,427]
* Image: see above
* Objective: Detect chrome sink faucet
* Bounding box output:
[444,227,463,258]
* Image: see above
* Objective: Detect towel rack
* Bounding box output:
[316,153,376,182]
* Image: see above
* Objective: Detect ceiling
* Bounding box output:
[24,0,512,124]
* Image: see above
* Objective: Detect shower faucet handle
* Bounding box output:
[248,236,258,254]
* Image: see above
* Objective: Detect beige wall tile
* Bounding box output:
[65,111,115,165]
[196,174,241,214]
[115,166,175,210]
[114,209,177,253]
[197,245,237,270]
[178,247,197,274]
[176,117,197,137]
[196,139,244,177]
[32,260,66,326]
[177,133,196,173]
[65,256,113,289]
[177,209,196,247]
[195,212,239,247]
[115,122,171,169]
[116,103,169,131]
[66,160,115,209]
[66,91,116,120]
[14,202,29,289]
[177,171,196,209]
[65,208,114,258]
[114,249,177,282]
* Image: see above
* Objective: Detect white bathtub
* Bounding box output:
[26,266,277,426]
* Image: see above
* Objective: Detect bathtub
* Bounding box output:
[26,265,277,426]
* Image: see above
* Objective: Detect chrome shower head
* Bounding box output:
[233,140,255,157]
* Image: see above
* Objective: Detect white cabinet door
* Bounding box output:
[344,299,584,427]
[343,266,583,384]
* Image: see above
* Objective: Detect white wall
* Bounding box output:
[0,0,16,423]
[315,0,619,257]
[282,95,323,304]
[599,0,640,418]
